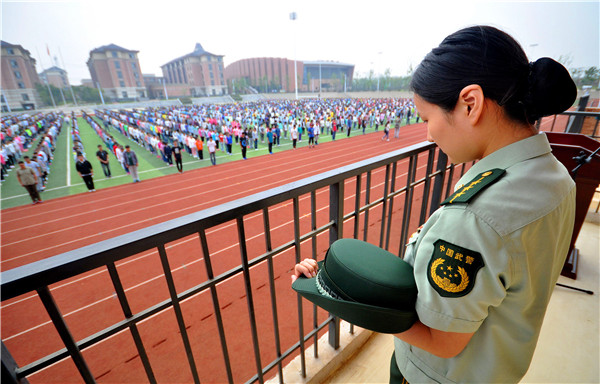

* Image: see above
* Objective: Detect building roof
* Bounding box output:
[40,66,67,74]
[302,60,354,68]
[1,40,33,57]
[161,43,223,67]
[90,44,139,54]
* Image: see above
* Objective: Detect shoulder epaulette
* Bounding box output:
[441,168,506,205]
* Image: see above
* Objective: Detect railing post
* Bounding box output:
[566,95,589,133]
[328,181,344,349]
[2,342,28,384]
[36,286,96,384]
[429,149,448,216]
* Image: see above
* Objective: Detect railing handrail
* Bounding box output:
[1,141,436,302]
[560,111,600,117]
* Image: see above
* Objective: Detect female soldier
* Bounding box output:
[292,25,577,383]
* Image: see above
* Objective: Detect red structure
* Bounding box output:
[546,132,600,279]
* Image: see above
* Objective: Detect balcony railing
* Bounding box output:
[2,110,597,384]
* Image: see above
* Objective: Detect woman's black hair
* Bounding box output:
[410,25,577,124]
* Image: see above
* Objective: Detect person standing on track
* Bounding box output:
[382,121,390,141]
[75,153,95,192]
[16,160,43,204]
[207,136,217,165]
[173,140,183,173]
[240,131,248,160]
[307,124,315,149]
[96,145,111,178]
[196,136,204,160]
[291,125,298,149]
[266,128,274,154]
[123,145,140,182]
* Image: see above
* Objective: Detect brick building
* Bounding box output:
[39,66,69,89]
[160,43,227,97]
[1,41,43,111]
[224,57,301,93]
[224,58,354,93]
[86,44,147,101]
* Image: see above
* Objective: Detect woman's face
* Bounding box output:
[413,95,480,164]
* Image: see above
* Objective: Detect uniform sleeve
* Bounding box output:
[412,206,510,333]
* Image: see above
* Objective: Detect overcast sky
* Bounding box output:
[2,0,598,85]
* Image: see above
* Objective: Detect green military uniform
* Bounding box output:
[394,133,576,383]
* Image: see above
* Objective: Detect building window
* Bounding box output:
[134,72,139,78]
[117,71,123,79]
[115,61,121,69]
[112,52,118,58]
[10,59,18,68]
[136,81,141,87]
[129,53,134,59]
[1,94,6,103]
[18,82,25,89]
[122,91,128,98]
[22,93,30,101]
[119,80,125,87]
[208,63,212,71]
[7,48,14,54]
[131,62,136,70]
[14,70,22,79]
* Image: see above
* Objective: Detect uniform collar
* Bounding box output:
[455,133,552,190]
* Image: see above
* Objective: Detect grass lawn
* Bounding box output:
[1,115,419,209]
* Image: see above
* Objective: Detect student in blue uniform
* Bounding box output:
[292,25,577,384]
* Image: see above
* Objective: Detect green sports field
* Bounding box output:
[1,116,418,209]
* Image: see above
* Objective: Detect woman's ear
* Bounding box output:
[457,84,485,125]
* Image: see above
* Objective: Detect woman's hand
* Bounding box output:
[291,258,318,283]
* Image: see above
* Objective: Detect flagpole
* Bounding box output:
[36,47,57,109]
[58,46,78,106]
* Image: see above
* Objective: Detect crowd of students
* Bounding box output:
[1,112,63,192]
[91,97,418,166]
[2,97,419,203]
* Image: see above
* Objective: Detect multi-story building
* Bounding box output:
[224,57,301,94]
[143,73,167,99]
[302,61,354,93]
[39,66,69,89]
[86,44,147,101]
[160,43,227,97]
[224,58,354,93]
[1,40,43,111]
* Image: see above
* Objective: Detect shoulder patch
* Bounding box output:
[427,239,484,298]
[441,169,506,205]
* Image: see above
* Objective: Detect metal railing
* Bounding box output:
[546,111,600,139]
[1,141,467,384]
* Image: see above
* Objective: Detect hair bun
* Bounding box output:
[525,58,577,120]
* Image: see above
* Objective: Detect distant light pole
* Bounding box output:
[2,89,11,112]
[36,48,57,109]
[319,62,322,94]
[377,51,382,92]
[162,78,169,100]
[58,47,78,106]
[96,81,105,105]
[290,11,298,100]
